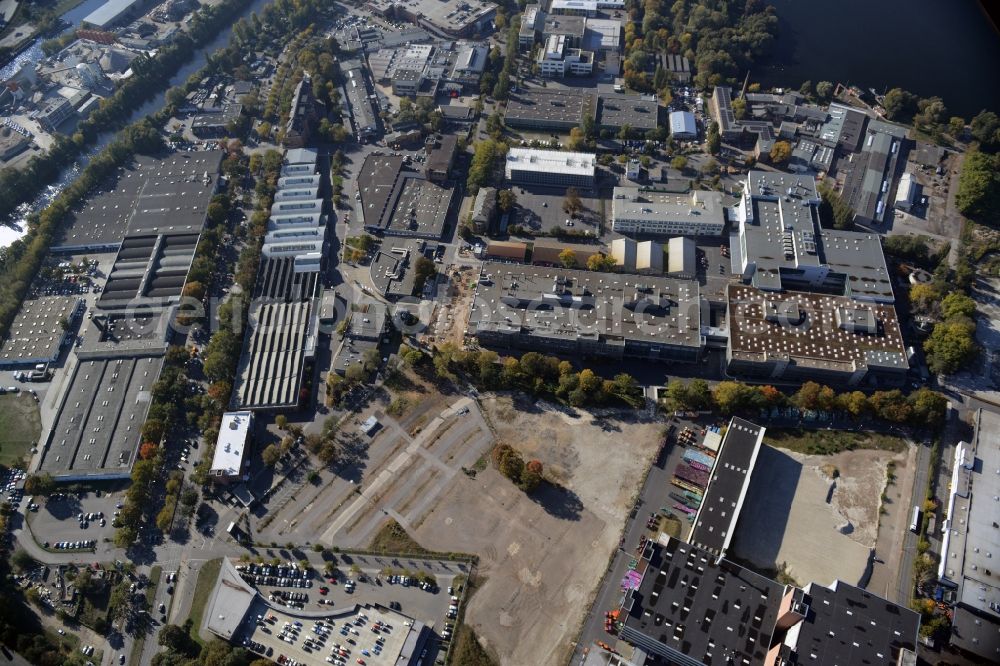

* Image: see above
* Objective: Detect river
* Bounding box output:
[1,0,271,236]
[757,0,1000,119]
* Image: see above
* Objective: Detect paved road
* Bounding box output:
[896,437,931,605]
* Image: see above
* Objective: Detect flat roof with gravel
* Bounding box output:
[0,296,80,366]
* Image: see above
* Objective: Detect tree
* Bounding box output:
[567,127,586,151]
[497,189,516,212]
[956,149,1000,222]
[138,442,158,460]
[970,110,1000,149]
[159,624,196,654]
[345,363,366,383]
[261,444,281,467]
[769,140,792,164]
[562,187,583,216]
[883,88,918,121]
[924,319,977,375]
[23,473,55,496]
[275,414,288,430]
[909,283,939,314]
[706,121,721,154]
[940,292,977,320]
[948,116,966,138]
[798,80,812,97]
[815,81,834,101]
[908,388,948,428]
[11,548,34,572]
[671,155,688,172]
[413,256,437,293]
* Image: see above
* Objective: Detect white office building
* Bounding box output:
[612,188,726,236]
[210,412,254,482]
[506,148,596,187]
[537,34,594,77]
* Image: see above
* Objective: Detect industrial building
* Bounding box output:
[55,150,224,253]
[234,148,325,411]
[370,0,496,37]
[689,417,765,557]
[83,0,145,29]
[597,93,659,133]
[209,412,254,483]
[369,239,434,299]
[503,88,595,131]
[342,60,380,141]
[840,119,908,226]
[667,236,696,278]
[732,171,895,303]
[549,0,598,17]
[582,18,622,53]
[505,148,596,188]
[468,263,703,361]
[618,415,920,666]
[98,233,204,309]
[894,171,917,212]
[542,14,586,48]
[939,409,1000,661]
[725,284,908,386]
[357,153,453,239]
[611,188,725,237]
[37,353,165,480]
[0,296,82,367]
[619,536,920,666]
[668,110,697,139]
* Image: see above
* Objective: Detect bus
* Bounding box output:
[910,506,922,533]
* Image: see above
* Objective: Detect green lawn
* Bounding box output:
[187,558,222,646]
[0,393,41,467]
[765,428,908,456]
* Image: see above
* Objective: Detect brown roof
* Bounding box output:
[530,243,599,267]
[485,241,528,261]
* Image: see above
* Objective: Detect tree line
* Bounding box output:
[424,343,645,409]
[663,378,948,430]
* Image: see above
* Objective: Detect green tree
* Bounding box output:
[924,319,977,375]
[948,116,966,138]
[498,189,516,212]
[670,155,688,172]
[956,149,1000,221]
[567,127,586,151]
[815,81,834,101]
[261,443,281,467]
[883,88,918,121]
[970,110,1000,148]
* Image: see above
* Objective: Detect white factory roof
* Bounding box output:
[894,172,916,206]
[83,0,139,27]
[669,110,697,136]
[551,0,597,11]
[211,412,253,477]
[506,147,596,177]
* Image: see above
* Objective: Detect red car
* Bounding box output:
[319,587,329,595]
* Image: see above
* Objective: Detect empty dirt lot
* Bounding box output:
[411,395,663,666]
[731,444,912,588]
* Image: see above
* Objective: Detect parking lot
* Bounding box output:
[28,487,126,553]
[508,184,603,238]
[237,599,431,666]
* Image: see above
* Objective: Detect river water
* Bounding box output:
[758,0,1000,119]
[1,0,270,236]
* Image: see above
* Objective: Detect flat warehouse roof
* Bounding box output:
[39,355,164,479]
[0,296,79,365]
[387,178,453,237]
[58,151,223,250]
[689,417,765,556]
[504,88,594,127]
[469,263,702,349]
[598,93,658,130]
